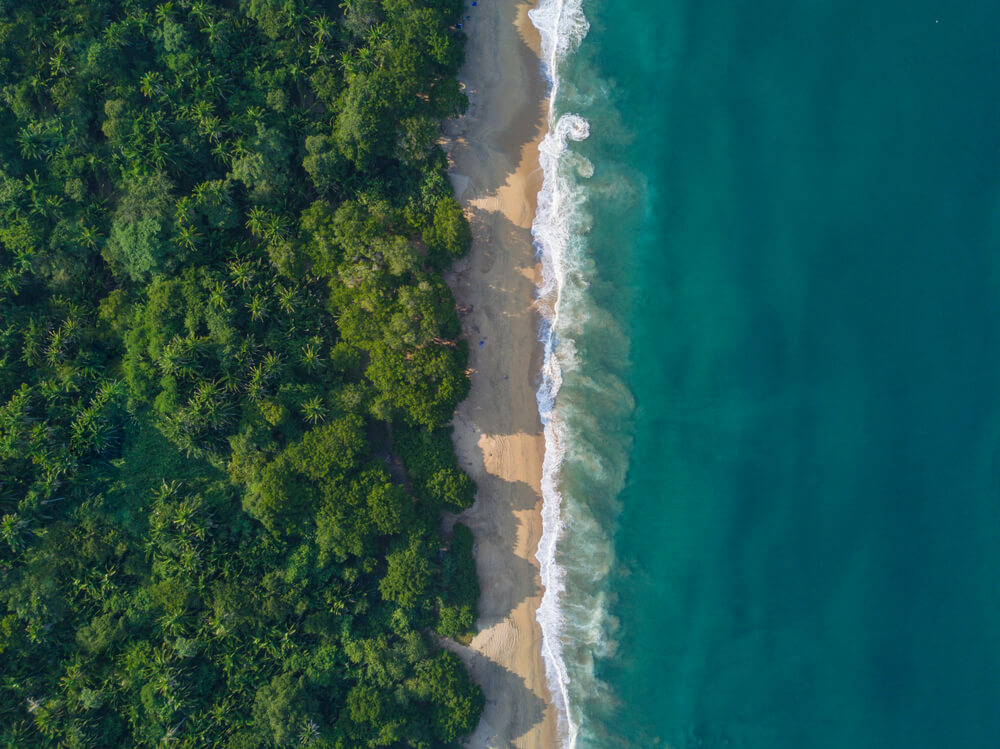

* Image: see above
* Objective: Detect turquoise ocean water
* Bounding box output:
[528,0,1000,746]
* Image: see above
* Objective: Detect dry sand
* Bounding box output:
[440,0,556,747]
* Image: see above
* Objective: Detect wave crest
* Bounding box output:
[529,0,590,86]
[529,1,591,747]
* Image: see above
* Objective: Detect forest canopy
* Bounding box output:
[0,0,483,746]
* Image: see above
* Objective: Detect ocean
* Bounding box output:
[528,0,1000,747]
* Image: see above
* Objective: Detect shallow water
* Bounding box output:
[531,0,1000,746]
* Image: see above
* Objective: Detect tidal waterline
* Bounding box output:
[543,0,1000,746]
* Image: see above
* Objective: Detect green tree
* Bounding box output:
[412,651,483,743]
[102,172,176,281]
[336,71,397,168]
[423,196,472,266]
[380,536,433,609]
[252,672,316,747]
[366,343,469,427]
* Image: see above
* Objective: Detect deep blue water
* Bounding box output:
[540,0,1000,746]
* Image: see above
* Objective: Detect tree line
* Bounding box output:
[0,0,482,746]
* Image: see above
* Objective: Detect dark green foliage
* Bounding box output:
[412,651,485,743]
[424,196,473,267]
[103,173,177,282]
[366,342,470,427]
[0,0,482,746]
[253,672,318,747]
[437,523,479,640]
[395,424,477,510]
[380,534,434,609]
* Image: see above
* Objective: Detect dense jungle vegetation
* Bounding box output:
[0,0,484,746]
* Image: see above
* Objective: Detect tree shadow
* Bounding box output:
[444,1,547,205]
[443,640,548,749]
[457,473,542,630]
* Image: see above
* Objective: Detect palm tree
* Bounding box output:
[189,1,210,24]
[300,396,326,424]
[154,2,175,25]
[284,7,310,41]
[338,51,358,77]
[32,698,65,740]
[17,129,44,161]
[357,46,376,72]
[247,295,267,322]
[77,224,101,250]
[276,285,297,315]
[218,368,240,394]
[313,15,333,42]
[48,45,70,77]
[201,19,222,45]
[203,71,226,98]
[175,223,201,251]
[209,281,229,310]
[190,98,214,125]
[366,23,389,47]
[158,337,191,375]
[45,330,66,366]
[1,513,31,553]
[263,213,288,243]
[309,41,328,65]
[245,207,266,239]
[70,405,115,455]
[229,259,254,290]
[0,268,23,299]
[148,137,178,170]
[44,193,64,215]
[191,380,234,432]
[199,114,223,142]
[245,366,266,401]
[262,351,282,374]
[140,70,162,98]
[157,608,192,638]
[300,342,322,371]
[210,140,234,166]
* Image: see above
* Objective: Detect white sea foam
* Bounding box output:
[528,0,592,746]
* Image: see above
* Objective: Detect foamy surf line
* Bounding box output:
[527,0,590,746]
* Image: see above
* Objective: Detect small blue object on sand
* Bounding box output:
[471,2,477,6]
[479,340,485,348]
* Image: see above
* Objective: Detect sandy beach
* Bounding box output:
[441,0,556,747]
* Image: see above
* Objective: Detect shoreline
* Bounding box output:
[442,0,557,747]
